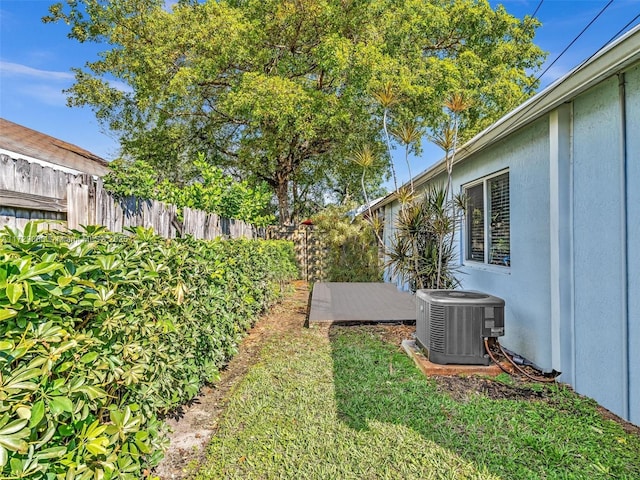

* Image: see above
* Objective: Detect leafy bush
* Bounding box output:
[312,205,381,282]
[104,155,275,227]
[0,223,297,478]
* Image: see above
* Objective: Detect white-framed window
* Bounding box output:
[464,170,510,267]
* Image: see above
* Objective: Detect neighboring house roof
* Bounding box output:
[374,24,640,211]
[352,196,385,218]
[0,118,109,176]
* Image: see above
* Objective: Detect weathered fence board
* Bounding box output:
[0,155,66,230]
[0,155,259,240]
[66,176,88,229]
[0,190,66,212]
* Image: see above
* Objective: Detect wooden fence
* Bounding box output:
[267,225,328,282]
[0,154,260,240]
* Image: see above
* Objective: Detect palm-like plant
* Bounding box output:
[373,81,399,192]
[383,93,469,291]
[351,145,384,246]
[432,93,471,201]
[395,185,416,212]
[391,118,423,194]
[385,185,461,291]
[430,124,456,200]
[351,145,375,212]
[428,93,471,285]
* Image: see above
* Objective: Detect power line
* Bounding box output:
[530,0,544,18]
[496,0,618,132]
[599,11,640,47]
[525,0,614,94]
[454,7,640,161]
[556,12,640,83]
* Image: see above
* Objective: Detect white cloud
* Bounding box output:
[22,83,70,107]
[1,60,133,94]
[107,79,134,94]
[0,61,74,81]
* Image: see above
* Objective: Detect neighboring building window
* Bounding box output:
[464,171,510,267]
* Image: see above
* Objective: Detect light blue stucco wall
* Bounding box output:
[572,76,629,420]
[624,64,640,425]
[379,62,639,424]
[383,201,403,288]
[453,119,553,371]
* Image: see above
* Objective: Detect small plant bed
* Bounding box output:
[190,284,640,480]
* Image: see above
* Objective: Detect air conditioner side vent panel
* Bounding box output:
[429,304,445,353]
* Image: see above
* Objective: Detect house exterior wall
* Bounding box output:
[383,201,399,286]
[377,62,639,424]
[626,64,640,425]
[571,75,631,421]
[453,118,553,372]
[568,66,640,425]
[452,72,639,422]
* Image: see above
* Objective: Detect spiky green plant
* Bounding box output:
[385,185,462,290]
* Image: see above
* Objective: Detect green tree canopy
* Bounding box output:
[46,0,544,223]
[103,154,276,226]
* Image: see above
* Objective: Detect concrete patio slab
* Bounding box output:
[308,282,416,324]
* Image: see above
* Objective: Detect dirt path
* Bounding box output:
[153,281,310,479]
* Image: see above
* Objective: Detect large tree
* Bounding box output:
[46,0,544,223]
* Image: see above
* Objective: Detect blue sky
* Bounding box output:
[1,0,639,190]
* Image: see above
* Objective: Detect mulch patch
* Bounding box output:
[435,375,550,402]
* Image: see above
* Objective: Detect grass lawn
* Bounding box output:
[193,318,640,479]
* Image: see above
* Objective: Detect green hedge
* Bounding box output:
[0,223,298,479]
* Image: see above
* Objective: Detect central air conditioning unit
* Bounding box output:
[415,290,505,365]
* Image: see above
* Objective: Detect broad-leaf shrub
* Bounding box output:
[0,223,297,478]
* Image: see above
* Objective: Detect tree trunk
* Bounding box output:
[276,176,290,225]
[383,109,398,192]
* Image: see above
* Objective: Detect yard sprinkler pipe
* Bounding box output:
[484,337,560,383]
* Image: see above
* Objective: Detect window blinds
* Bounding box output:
[466,183,485,262]
[488,173,510,266]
